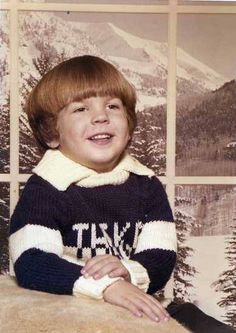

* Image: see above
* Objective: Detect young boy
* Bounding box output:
[9,55,235,333]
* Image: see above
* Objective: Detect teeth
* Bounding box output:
[90,134,111,140]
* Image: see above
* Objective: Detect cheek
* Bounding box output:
[120,117,130,139]
[59,121,84,141]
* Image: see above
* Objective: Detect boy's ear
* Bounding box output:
[47,140,59,149]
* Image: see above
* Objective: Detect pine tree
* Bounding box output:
[128,106,166,175]
[19,44,67,173]
[212,223,236,329]
[0,57,10,173]
[173,195,197,302]
[0,94,10,173]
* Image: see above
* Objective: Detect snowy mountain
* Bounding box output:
[19,12,104,86]
[16,12,227,111]
[177,48,225,91]
[77,22,226,96]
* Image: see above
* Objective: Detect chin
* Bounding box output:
[88,157,118,172]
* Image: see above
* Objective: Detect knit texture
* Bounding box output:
[9,150,177,298]
[33,150,155,190]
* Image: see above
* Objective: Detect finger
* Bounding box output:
[93,263,125,279]
[131,296,161,322]
[140,296,169,321]
[82,256,117,275]
[83,255,110,270]
[82,256,104,274]
[119,298,143,318]
[135,295,169,322]
[108,267,128,279]
[88,262,120,279]
[145,295,170,319]
[86,257,117,273]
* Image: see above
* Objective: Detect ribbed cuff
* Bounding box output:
[121,259,150,292]
[73,275,122,299]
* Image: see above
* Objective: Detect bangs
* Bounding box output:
[36,56,136,114]
[54,73,133,111]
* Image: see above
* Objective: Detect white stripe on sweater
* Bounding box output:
[121,259,150,292]
[135,221,177,254]
[9,224,63,264]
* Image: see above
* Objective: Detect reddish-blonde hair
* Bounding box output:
[26,55,137,150]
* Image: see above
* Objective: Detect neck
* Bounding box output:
[59,149,124,174]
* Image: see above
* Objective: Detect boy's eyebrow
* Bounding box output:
[60,101,83,112]
[106,96,123,102]
[63,96,124,110]
[68,101,86,109]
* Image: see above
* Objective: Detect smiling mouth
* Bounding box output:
[88,133,114,144]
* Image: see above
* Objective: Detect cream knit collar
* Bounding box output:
[33,149,154,191]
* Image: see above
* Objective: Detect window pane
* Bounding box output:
[176,14,236,176]
[174,185,236,328]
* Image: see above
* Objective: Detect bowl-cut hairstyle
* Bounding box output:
[26,55,137,150]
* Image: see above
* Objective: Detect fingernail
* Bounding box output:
[94,274,99,279]
[164,316,170,322]
[81,269,85,274]
[84,273,89,278]
[155,317,159,322]
[136,312,142,317]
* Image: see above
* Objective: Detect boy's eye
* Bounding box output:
[107,104,120,110]
[73,107,86,113]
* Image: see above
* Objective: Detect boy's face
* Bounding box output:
[50,96,131,172]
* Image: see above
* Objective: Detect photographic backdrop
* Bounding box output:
[0,3,235,329]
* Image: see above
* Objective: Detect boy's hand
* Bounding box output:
[103,280,170,323]
[81,254,131,281]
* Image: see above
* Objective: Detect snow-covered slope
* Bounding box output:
[177,48,225,91]
[77,22,226,93]
[186,235,230,322]
[1,11,227,111]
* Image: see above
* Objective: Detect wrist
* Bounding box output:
[103,279,125,296]
[125,271,131,282]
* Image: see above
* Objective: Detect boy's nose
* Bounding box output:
[91,108,109,124]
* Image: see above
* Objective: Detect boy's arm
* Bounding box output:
[121,177,177,294]
[9,177,121,298]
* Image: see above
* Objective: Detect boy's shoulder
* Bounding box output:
[24,173,61,193]
[131,173,165,198]
[134,173,164,188]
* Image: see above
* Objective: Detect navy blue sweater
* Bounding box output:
[9,154,176,298]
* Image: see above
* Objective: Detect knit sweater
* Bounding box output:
[9,150,177,299]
